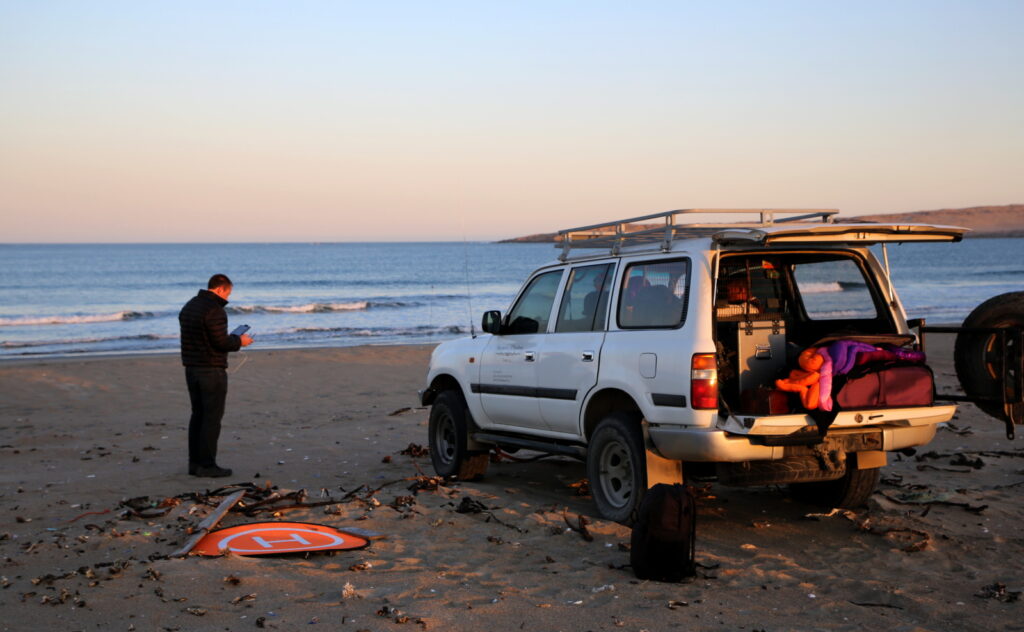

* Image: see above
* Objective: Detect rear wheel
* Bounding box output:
[587,413,646,525]
[954,291,1024,422]
[428,390,486,480]
[790,465,880,508]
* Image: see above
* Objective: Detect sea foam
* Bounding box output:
[0,311,155,327]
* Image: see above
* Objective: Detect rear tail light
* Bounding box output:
[691,353,719,409]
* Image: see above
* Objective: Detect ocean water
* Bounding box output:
[0,239,1021,359]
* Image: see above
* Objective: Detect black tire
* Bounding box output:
[717,455,846,486]
[790,465,880,508]
[428,390,475,479]
[586,412,647,525]
[954,291,1024,422]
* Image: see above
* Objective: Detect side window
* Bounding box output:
[504,270,563,334]
[792,258,879,320]
[715,258,786,321]
[618,259,690,328]
[555,263,615,333]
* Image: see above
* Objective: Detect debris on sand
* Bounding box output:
[877,490,988,515]
[407,475,445,494]
[390,495,417,510]
[848,600,904,610]
[568,478,591,497]
[803,508,932,552]
[119,496,182,519]
[975,582,1022,603]
[455,497,488,515]
[938,423,973,436]
[388,406,426,417]
[562,510,594,542]
[453,496,525,533]
[400,443,429,457]
[949,453,985,469]
[230,593,256,604]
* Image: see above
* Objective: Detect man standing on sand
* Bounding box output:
[179,274,253,477]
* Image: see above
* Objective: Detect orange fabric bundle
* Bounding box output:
[775,348,823,410]
[797,347,823,371]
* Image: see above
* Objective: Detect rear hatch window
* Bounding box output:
[792,258,879,320]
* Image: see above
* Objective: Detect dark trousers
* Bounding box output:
[185,367,228,467]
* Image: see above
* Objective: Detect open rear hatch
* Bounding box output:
[712,222,968,245]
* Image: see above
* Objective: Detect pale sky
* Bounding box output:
[1,1,1022,242]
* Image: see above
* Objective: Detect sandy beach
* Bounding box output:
[1,339,1021,631]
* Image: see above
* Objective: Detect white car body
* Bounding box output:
[422,210,973,521]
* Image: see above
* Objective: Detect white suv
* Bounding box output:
[420,209,1021,523]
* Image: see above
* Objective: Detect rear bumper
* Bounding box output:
[647,422,939,463]
[715,405,957,436]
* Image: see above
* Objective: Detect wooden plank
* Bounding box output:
[169,490,246,558]
[334,526,387,541]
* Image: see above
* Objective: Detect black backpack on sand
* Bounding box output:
[630,483,697,582]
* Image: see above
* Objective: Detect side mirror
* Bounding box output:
[481,310,502,335]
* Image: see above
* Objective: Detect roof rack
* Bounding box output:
[557,208,838,261]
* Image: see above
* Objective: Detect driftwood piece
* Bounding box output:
[877,490,988,514]
[335,526,386,541]
[562,510,593,542]
[169,490,246,558]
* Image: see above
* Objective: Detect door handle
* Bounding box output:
[581,351,595,362]
[524,351,535,362]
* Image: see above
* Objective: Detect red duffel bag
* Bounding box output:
[836,364,935,409]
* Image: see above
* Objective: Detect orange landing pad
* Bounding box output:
[192,522,369,556]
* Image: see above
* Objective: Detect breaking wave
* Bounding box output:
[969,268,1024,278]
[0,311,156,327]
[799,282,843,294]
[1,333,173,349]
[290,324,467,337]
[228,300,413,315]
[799,281,866,294]
[805,309,879,319]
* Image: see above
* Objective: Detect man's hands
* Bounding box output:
[240,334,254,347]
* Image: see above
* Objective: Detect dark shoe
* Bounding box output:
[192,465,232,478]
[188,462,199,475]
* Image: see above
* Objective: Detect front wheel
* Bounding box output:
[587,413,647,525]
[428,390,486,480]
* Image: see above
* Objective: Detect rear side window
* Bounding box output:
[555,263,615,333]
[618,259,690,328]
[505,270,563,334]
[792,258,879,320]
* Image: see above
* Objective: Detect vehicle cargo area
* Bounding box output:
[713,251,952,436]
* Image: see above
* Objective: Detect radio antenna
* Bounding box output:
[462,231,476,338]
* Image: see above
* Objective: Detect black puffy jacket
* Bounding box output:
[179,290,241,368]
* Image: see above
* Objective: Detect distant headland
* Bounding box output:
[499,204,1024,242]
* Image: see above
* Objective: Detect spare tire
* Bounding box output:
[953,292,1024,422]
